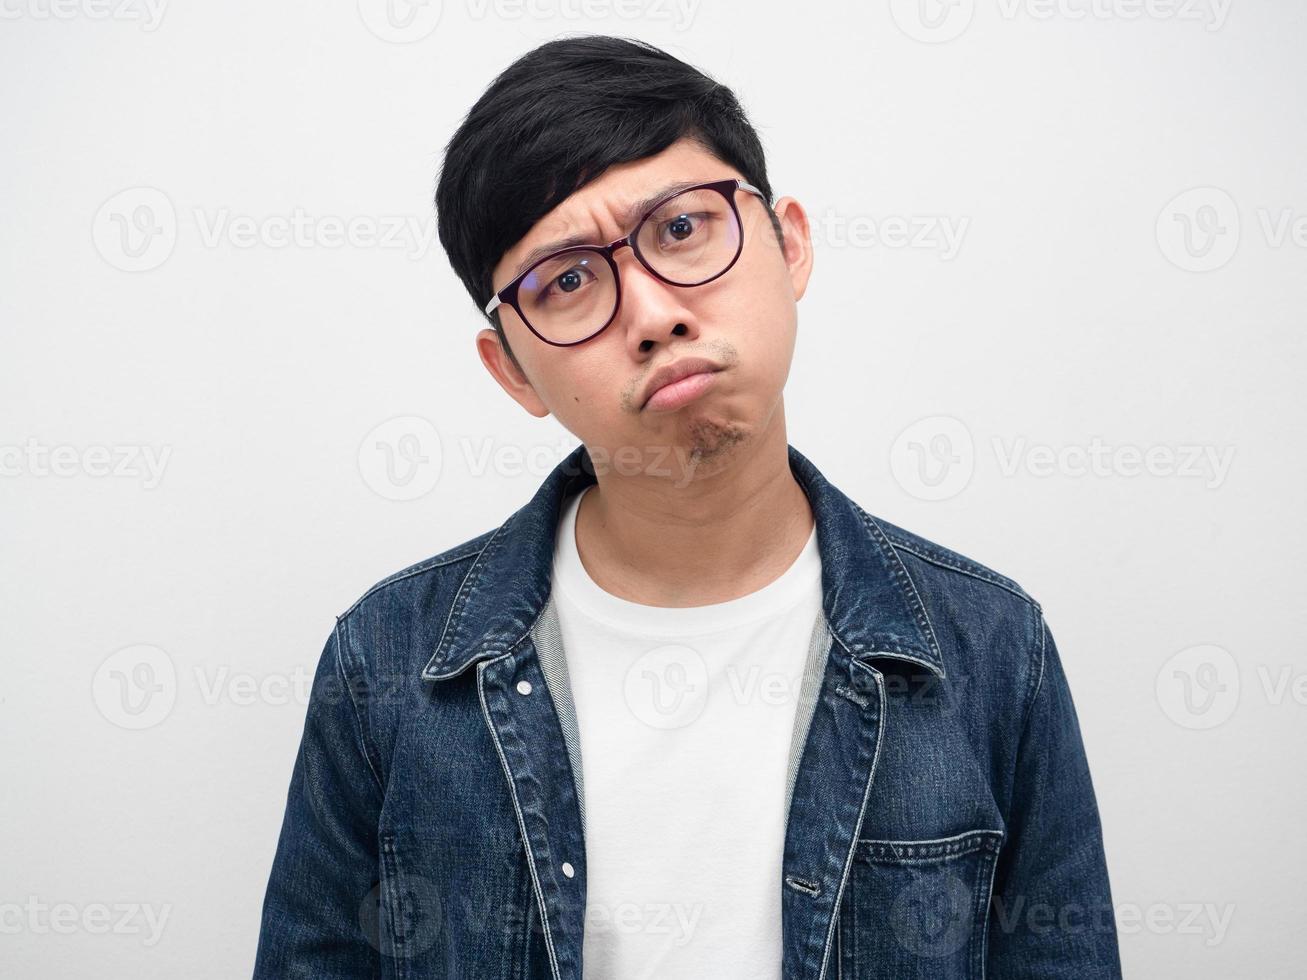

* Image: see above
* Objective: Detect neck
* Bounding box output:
[572,412,814,607]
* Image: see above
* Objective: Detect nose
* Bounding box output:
[613,249,699,356]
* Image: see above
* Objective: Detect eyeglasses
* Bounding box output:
[483,177,768,347]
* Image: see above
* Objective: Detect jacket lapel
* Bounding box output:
[780,448,945,980]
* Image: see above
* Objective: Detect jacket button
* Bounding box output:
[516,680,533,695]
[561,862,575,879]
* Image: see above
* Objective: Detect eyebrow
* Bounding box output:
[507,178,707,282]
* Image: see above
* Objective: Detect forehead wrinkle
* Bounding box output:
[506,177,707,281]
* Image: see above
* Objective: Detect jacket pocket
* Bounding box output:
[838,828,1003,980]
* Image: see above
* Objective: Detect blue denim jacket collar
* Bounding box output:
[421,441,945,683]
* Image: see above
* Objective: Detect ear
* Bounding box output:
[770,196,814,302]
[476,327,550,418]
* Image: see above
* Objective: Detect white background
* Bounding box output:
[2,1,1304,976]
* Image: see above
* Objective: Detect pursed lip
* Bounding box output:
[639,356,724,410]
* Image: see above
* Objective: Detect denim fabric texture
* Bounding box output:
[252,442,1123,980]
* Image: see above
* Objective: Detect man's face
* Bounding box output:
[477,137,813,480]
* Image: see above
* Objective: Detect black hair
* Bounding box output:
[434,34,781,368]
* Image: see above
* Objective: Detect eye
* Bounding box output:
[658,211,706,247]
[539,260,596,301]
[556,268,585,292]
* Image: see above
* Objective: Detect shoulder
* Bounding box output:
[326,527,500,692]
[862,507,1040,613]
[337,527,496,624]
[855,505,1047,703]
[308,527,499,784]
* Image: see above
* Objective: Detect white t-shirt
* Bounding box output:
[550,483,824,980]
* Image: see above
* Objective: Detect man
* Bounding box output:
[253,34,1122,980]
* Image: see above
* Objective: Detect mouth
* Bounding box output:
[640,357,725,413]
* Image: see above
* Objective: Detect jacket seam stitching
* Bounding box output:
[977,839,1001,980]
[1018,609,1048,741]
[333,614,387,797]
[884,537,1039,609]
[379,834,407,973]
[338,540,490,620]
[816,658,886,980]
[856,828,1004,849]
[477,653,564,980]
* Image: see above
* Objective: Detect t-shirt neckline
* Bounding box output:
[551,484,822,635]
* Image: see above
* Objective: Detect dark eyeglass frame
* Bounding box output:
[482,177,768,348]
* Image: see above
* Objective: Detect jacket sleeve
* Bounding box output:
[252,617,385,978]
[986,610,1123,979]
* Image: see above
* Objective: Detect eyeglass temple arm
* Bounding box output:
[484,294,502,316]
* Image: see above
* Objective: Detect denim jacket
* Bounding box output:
[252,442,1123,980]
